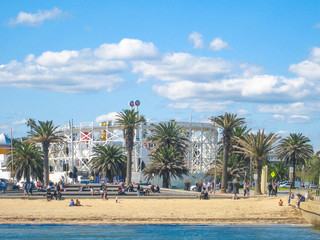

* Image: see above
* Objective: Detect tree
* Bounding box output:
[276,133,313,188]
[210,113,245,193]
[267,162,288,183]
[90,145,126,183]
[6,141,43,182]
[148,120,189,155]
[25,120,64,187]
[143,146,189,188]
[234,129,279,195]
[116,109,145,184]
[205,154,247,182]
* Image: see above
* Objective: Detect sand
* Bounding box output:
[0,197,306,225]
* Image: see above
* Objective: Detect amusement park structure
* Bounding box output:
[49,120,219,177]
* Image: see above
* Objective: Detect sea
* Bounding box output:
[0,224,319,239]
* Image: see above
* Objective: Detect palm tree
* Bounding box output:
[148,120,189,155]
[90,145,126,183]
[235,129,279,195]
[205,154,247,182]
[267,162,288,183]
[25,120,64,187]
[143,146,189,188]
[116,109,145,184]
[276,133,313,188]
[210,113,245,193]
[6,141,43,182]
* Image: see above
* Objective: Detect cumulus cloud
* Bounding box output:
[95,39,159,60]
[8,7,63,26]
[258,102,320,115]
[12,119,27,126]
[289,47,320,80]
[210,37,229,51]
[151,75,309,102]
[95,112,118,123]
[237,109,250,116]
[188,32,204,49]
[0,39,158,93]
[133,53,232,82]
[288,115,310,123]
[167,101,232,113]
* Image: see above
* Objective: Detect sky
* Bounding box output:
[1,1,320,150]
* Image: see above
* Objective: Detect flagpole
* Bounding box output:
[10,128,14,182]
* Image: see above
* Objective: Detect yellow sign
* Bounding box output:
[271,171,275,178]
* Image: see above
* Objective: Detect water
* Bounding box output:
[0,224,319,240]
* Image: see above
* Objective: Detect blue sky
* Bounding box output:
[1,1,320,150]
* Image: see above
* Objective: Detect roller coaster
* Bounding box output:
[49,120,218,176]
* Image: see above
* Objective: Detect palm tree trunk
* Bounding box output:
[221,134,230,193]
[162,172,169,188]
[126,150,132,184]
[43,143,49,187]
[107,171,113,184]
[292,157,296,188]
[255,164,262,195]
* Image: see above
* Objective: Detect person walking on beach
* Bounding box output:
[268,182,272,196]
[23,182,28,197]
[244,182,250,196]
[102,189,108,200]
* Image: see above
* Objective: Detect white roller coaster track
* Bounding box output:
[49,121,219,175]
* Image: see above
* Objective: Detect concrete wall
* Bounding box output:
[299,201,320,226]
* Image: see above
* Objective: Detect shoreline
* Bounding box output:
[0,198,307,225]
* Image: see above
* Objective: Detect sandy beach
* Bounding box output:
[0,197,306,225]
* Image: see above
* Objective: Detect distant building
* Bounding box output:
[266,151,281,164]
[0,133,11,179]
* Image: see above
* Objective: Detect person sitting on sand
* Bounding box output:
[75,199,82,206]
[200,191,204,200]
[128,183,134,192]
[278,199,283,206]
[58,190,62,200]
[140,187,145,196]
[53,190,57,200]
[46,190,53,201]
[69,199,74,206]
[204,191,209,200]
[145,189,150,195]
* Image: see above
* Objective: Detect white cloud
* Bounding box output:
[151,75,309,102]
[96,112,118,123]
[95,39,158,60]
[12,119,27,126]
[188,32,204,49]
[272,114,285,121]
[276,130,290,136]
[133,53,232,82]
[237,109,250,116]
[289,47,320,80]
[288,115,310,123]
[210,37,229,51]
[167,101,232,113]
[9,7,63,26]
[258,102,320,115]
[0,39,159,93]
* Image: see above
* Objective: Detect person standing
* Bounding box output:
[268,182,273,196]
